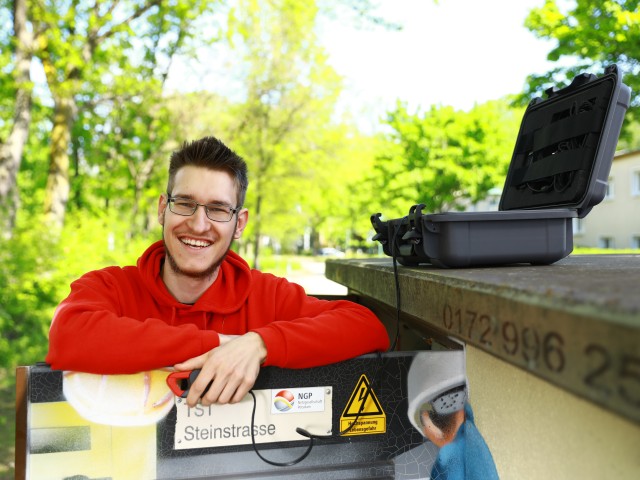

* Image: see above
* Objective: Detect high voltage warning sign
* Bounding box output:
[340,374,386,436]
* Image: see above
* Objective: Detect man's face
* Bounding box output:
[158,166,248,280]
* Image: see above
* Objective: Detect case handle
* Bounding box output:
[546,72,598,98]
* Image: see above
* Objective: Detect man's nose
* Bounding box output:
[188,205,211,230]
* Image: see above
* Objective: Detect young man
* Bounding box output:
[46,136,389,408]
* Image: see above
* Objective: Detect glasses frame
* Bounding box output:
[167,195,240,223]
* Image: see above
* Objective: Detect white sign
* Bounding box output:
[271,387,326,414]
[174,387,332,450]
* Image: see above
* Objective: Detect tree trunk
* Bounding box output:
[0,0,33,236]
[43,95,77,228]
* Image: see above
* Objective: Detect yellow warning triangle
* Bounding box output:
[341,374,384,417]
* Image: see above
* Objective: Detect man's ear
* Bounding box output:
[234,208,249,239]
[158,194,168,226]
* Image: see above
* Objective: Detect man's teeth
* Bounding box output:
[181,238,211,247]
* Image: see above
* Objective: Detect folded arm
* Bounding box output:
[45,269,220,374]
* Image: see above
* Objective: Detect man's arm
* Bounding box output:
[256,304,389,368]
[46,268,220,374]
[251,276,390,369]
[173,333,267,407]
[172,277,389,406]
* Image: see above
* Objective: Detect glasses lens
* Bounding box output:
[168,197,235,222]
[206,205,233,222]
[169,198,197,216]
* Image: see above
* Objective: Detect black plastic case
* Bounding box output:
[371,65,631,268]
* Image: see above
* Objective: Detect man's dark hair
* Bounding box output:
[167,136,249,207]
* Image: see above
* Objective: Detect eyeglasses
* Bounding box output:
[167,196,239,222]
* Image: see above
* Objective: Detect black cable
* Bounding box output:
[248,351,385,466]
[388,220,405,351]
[248,390,314,467]
[389,253,402,351]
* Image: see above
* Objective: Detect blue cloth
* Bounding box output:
[430,403,499,480]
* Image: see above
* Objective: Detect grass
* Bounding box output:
[573,247,640,254]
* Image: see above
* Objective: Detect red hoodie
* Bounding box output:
[46,241,389,374]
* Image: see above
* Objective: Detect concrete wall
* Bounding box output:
[466,345,640,480]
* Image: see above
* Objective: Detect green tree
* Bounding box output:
[219,0,344,267]
[337,133,391,251]
[0,0,33,235]
[0,210,157,374]
[371,100,524,218]
[70,76,175,236]
[523,0,640,139]
[14,0,223,230]
[288,127,384,253]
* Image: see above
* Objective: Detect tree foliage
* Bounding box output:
[0,210,156,370]
[371,100,524,218]
[218,0,345,266]
[1,0,225,230]
[522,0,640,142]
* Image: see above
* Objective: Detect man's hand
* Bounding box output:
[174,332,267,407]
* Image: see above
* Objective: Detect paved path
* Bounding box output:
[284,258,348,296]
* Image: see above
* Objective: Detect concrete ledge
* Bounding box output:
[326,255,640,424]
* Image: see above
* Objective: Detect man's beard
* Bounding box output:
[163,241,230,279]
[160,211,239,279]
[162,226,234,280]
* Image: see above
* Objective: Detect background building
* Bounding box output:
[573,149,640,249]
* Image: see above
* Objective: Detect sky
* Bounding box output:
[316,0,560,131]
[164,0,569,133]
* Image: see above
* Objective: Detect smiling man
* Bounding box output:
[45,136,389,407]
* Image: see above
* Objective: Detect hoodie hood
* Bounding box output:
[137,240,252,314]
